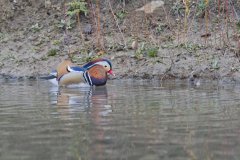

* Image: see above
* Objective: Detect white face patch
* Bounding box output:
[95,61,111,72]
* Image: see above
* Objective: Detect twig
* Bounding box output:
[89,0,98,28]
[107,0,127,48]
[218,0,221,17]
[63,0,71,57]
[160,50,175,81]
[77,12,84,40]
[162,5,171,27]
[187,0,200,34]
[224,0,230,43]
[183,0,190,42]
[205,0,209,44]
[229,0,239,21]
[160,58,174,81]
[96,0,102,49]
[89,0,99,49]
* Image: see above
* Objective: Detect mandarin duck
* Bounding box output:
[43,58,114,87]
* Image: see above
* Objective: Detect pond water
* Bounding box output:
[0,78,240,160]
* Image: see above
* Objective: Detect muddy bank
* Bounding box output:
[1,49,240,84]
[0,0,240,82]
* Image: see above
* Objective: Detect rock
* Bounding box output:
[232,72,240,83]
[131,40,138,50]
[45,0,51,9]
[83,24,92,34]
[135,0,164,14]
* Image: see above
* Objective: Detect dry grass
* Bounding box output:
[84,0,240,53]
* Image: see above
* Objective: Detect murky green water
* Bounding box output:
[0,78,240,160]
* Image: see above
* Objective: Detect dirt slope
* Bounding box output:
[0,0,240,83]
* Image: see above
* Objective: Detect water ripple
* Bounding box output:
[0,79,240,159]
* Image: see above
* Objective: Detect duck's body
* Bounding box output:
[59,64,108,86]
[43,58,113,87]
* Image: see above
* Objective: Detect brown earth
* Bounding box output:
[0,0,240,83]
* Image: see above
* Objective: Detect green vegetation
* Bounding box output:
[0,32,5,42]
[171,1,185,16]
[147,47,158,58]
[57,19,75,30]
[237,21,240,33]
[52,40,61,46]
[134,42,159,59]
[134,42,145,60]
[47,49,58,57]
[211,57,220,70]
[161,42,204,53]
[116,10,127,21]
[30,23,42,33]
[57,0,88,31]
[155,23,168,34]
[196,0,207,17]
[178,43,203,53]
[67,0,88,17]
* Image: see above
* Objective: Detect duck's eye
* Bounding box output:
[104,65,107,68]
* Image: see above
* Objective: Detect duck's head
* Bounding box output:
[83,58,115,76]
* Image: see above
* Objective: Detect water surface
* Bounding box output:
[0,78,240,160]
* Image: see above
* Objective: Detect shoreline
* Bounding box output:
[0,71,239,85]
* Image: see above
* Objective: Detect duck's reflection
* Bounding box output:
[50,85,109,112]
[49,85,111,159]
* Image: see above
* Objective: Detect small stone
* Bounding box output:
[131,40,138,50]
[83,24,92,34]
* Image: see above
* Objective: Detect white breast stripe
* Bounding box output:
[87,72,93,86]
[83,72,88,84]
[83,71,93,86]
